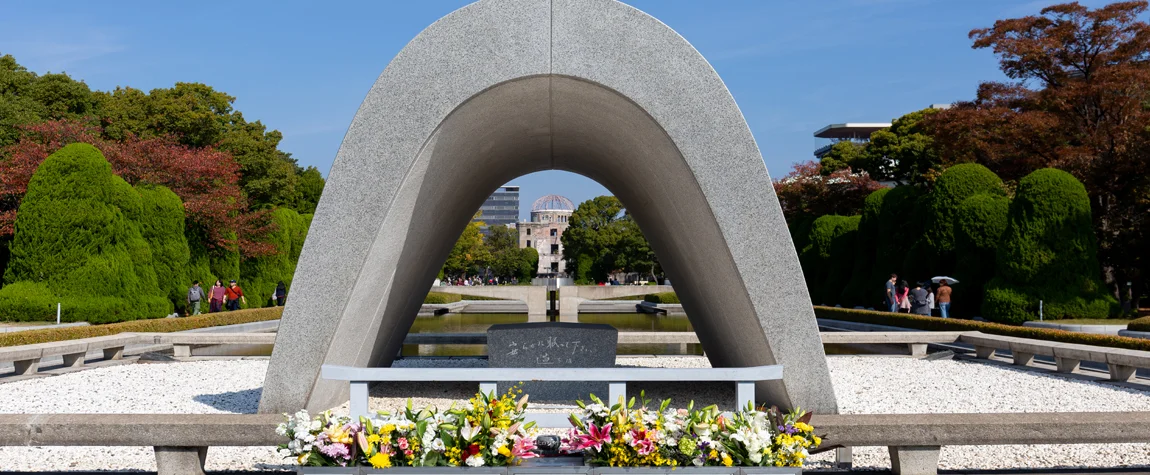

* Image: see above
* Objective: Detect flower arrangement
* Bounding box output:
[277,385,538,468]
[562,393,820,468]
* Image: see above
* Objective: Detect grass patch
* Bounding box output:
[643,292,680,304]
[815,306,1150,352]
[1042,319,1133,325]
[601,295,646,301]
[424,292,507,304]
[0,307,283,347]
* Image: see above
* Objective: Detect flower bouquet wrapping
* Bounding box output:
[562,393,820,469]
[277,385,539,469]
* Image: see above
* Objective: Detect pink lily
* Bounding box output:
[575,422,612,452]
[512,436,539,459]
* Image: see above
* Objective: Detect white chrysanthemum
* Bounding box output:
[431,439,446,451]
[465,455,485,467]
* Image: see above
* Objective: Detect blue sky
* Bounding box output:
[0,0,1107,220]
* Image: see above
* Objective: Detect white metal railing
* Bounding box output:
[321,364,783,427]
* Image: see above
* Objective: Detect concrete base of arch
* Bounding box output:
[260,0,838,416]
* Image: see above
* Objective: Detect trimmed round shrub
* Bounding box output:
[136,184,191,311]
[240,208,310,308]
[983,168,1116,323]
[1128,316,1150,332]
[0,281,56,322]
[922,164,1005,268]
[2,143,170,323]
[951,193,1010,318]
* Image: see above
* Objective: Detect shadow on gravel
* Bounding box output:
[193,387,262,413]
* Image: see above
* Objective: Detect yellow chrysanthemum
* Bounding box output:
[721,453,733,467]
[498,445,512,457]
[369,452,392,468]
[367,434,381,444]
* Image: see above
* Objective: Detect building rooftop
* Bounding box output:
[813,123,891,139]
[531,194,574,212]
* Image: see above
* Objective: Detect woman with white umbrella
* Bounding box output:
[932,276,957,319]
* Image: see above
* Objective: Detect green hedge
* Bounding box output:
[136,184,191,311]
[840,188,889,307]
[240,208,309,308]
[643,292,680,304]
[984,168,1116,323]
[0,307,283,347]
[3,143,170,323]
[0,282,56,322]
[922,163,1006,274]
[951,193,1010,318]
[814,306,1150,351]
[1128,317,1150,332]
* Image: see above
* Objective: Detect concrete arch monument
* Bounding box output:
[260,0,838,415]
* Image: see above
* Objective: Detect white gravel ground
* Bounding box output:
[1,356,1149,471]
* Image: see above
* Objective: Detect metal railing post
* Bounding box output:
[736,381,754,409]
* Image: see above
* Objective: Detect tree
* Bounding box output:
[0,119,274,257]
[294,166,325,214]
[560,196,657,283]
[818,141,865,174]
[2,143,169,323]
[861,108,943,185]
[773,161,885,226]
[486,225,532,281]
[0,54,98,151]
[928,1,1150,310]
[443,217,490,279]
[983,169,1116,323]
[97,82,310,209]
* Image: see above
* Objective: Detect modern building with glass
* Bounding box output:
[474,185,520,233]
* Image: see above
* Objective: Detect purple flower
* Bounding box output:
[320,442,350,459]
[778,424,798,435]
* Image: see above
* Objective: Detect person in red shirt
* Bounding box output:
[224,280,247,311]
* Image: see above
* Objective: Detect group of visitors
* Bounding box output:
[184,279,288,316]
[442,276,519,286]
[885,273,952,318]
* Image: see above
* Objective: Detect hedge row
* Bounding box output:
[643,292,680,304]
[814,306,1150,352]
[0,307,283,347]
[1129,316,1150,332]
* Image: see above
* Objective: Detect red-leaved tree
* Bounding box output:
[0,119,274,256]
[773,160,886,225]
[927,1,1150,309]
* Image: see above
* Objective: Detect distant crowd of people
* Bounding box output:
[442,276,520,286]
[885,273,952,318]
[183,279,287,316]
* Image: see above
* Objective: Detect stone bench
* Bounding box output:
[819,331,968,356]
[811,411,1150,475]
[0,334,136,375]
[0,413,281,475]
[138,332,277,357]
[959,332,1150,381]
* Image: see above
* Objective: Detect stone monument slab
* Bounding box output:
[487,322,617,401]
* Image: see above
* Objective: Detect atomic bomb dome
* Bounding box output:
[532,194,574,212]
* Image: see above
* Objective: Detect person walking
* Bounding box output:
[886,274,898,312]
[937,279,953,319]
[224,280,247,311]
[910,282,931,316]
[896,280,911,313]
[186,281,204,316]
[274,281,287,307]
[209,280,225,313]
